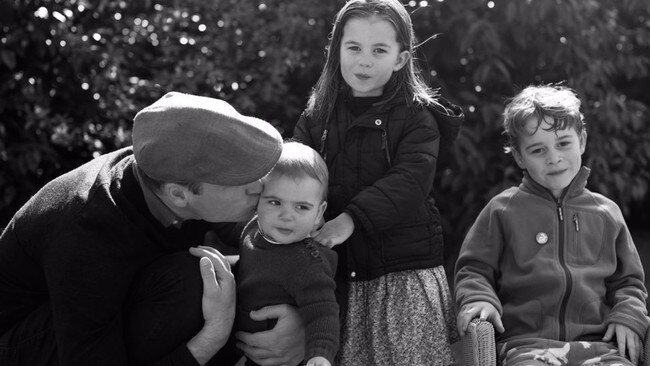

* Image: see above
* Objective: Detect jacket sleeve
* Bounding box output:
[345,109,440,233]
[603,202,650,337]
[454,197,504,315]
[34,221,203,366]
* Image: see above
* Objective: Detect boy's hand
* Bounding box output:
[235,304,305,366]
[603,323,642,364]
[306,356,331,366]
[312,212,354,248]
[457,301,504,337]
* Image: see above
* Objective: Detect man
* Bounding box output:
[0,92,305,365]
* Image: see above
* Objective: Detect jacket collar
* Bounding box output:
[520,166,591,202]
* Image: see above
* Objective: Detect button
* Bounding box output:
[536,232,548,245]
[374,119,382,126]
[311,251,319,258]
[350,271,356,278]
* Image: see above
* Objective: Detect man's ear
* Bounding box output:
[393,50,410,72]
[512,149,526,170]
[161,183,190,208]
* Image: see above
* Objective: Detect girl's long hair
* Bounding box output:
[304,0,441,122]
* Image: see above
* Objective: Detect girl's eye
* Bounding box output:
[348,46,360,51]
[530,148,544,155]
[269,200,280,206]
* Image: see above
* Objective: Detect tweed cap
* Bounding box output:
[132,92,282,186]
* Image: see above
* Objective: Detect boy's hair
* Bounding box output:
[266,141,329,200]
[502,84,586,153]
[304,0,442,123]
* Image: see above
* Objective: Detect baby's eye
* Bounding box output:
[373,48,387,54]
[297,205,311,211]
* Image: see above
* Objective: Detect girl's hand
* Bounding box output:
[456,301,504,338]
[312,213,354,248]
[306,356,331,366]
[603,323,642,365]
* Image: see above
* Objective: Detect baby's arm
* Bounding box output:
[456,301,504,338]
[602,323,642,364]
[306,356,331,366]
[312,212,354,248]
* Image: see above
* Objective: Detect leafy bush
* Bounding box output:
[2,0,649,266]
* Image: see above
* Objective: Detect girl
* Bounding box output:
[293,0,464,365]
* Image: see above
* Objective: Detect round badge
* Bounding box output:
[536,232,548,245]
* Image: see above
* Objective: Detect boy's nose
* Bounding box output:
[547,152,562,165]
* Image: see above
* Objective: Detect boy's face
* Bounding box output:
[513,116,586,199]
[257,174,327,244]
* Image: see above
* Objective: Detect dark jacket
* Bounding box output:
[455,167,649,346]
[293,91,463,281]
[0,148,214,365]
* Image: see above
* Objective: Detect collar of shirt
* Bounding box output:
[132,163,184,228]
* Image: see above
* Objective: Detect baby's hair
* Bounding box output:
[304,0,441,123]
[502,84,586,154]
[266,141,329,200]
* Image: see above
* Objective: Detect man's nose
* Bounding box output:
[246,180,263,195]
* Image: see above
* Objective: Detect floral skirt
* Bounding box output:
[335,266,458,366]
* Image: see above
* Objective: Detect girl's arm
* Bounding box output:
[345,109,440,233]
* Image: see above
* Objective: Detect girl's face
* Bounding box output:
[339,16,409,97]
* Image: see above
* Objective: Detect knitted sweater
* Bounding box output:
[236,218,339,363]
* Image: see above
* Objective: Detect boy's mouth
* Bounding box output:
[547,169,567,176]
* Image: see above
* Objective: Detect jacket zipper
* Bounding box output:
[556,197,571,341]
[381,129,391,166]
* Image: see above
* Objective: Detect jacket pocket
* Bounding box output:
[566,211,605,266]
[379,222,439,263]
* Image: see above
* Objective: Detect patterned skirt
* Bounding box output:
[335,266,458,366]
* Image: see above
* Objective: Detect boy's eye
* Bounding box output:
[530,148,544,155]
[558,141,572,148]
[374,48,387,54]
[269,200,280,206]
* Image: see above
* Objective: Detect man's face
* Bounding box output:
[256,174,326,244]
[185,180,263,222]
[513,116,586,199]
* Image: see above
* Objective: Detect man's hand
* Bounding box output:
[187,246,237,365]
[456,301,504,338]
[235,304,305,366]
[603,322,642,365]
[312,213,354,249]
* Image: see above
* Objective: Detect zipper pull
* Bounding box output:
[319,129,328,159]
[573,214,580,232]
[557,205,564,221]
[381,130,392,166]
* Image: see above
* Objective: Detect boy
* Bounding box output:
[236,141,339,366]
[455,85,649,365]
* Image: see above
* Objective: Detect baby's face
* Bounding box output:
[257,175,326,244]
[513,115,586,199]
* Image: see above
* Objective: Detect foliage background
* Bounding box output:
[2,0,649,270]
